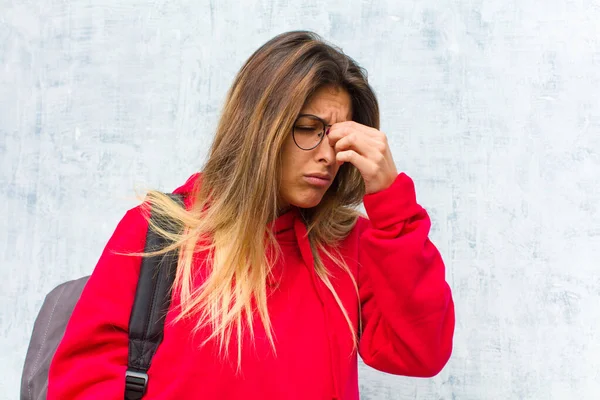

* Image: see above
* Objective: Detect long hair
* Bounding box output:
[142,31,379,366]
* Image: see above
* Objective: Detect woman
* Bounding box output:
[48,31,454,400]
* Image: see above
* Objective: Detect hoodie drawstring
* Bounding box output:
[293,216,341,400]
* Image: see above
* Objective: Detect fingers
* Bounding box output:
[326,121,398,194]
[327,121,379,145]
[335,150,376,176]
[328,121,387,159]
[332,133,381,159]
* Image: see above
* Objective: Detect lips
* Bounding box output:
[305,173,332,181]
[303,173,332,187]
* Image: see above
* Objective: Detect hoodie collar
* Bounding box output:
[270,208,301,244]
[173,173,315,273]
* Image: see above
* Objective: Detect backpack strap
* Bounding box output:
[125,193,184,400]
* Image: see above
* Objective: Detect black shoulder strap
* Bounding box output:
[125,193,184,400]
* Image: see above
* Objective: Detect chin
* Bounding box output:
[288,192,325,209]
[295,200,321,209]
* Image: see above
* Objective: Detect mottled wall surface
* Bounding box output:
[1,0,599,399]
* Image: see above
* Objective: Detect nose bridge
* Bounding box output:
[315,130,335,161]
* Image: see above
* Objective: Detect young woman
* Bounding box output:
[48,31,455,400]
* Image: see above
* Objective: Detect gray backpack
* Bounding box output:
[20,195,182,400]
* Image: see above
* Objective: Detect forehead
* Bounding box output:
[300,85,352,121]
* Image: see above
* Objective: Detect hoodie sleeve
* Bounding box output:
[357,173,455,377]
[47,206,148,400]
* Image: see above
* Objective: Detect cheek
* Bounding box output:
[281,140,304,181]
[280,139,302,197]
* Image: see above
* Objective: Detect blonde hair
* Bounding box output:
[141,31,380,367]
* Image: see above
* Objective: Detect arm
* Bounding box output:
[47,207,148,399]
[357,173,455,377]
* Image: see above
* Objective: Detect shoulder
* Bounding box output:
[337,214,370,253]
[355,215,370,232]
[346,214,371,239]
[101,204,150,255]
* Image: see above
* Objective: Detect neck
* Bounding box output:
[276,205,292,218]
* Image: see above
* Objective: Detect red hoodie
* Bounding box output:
[48,172,454,400]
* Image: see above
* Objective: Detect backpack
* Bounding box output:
[20,194,183,400]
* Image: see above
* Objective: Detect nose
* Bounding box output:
[314,129,335,165]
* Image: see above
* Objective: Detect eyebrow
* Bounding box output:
[297,112,354,125]
[297,113,331,125]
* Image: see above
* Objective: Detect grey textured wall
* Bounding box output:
[2,1,599,399]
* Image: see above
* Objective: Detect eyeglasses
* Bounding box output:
[292,114,332,151]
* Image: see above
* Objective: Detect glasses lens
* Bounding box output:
[293,116,325,150]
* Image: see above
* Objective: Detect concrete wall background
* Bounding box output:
[2,0,599,399]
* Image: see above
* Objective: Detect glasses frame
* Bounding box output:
[292,114,333,151]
